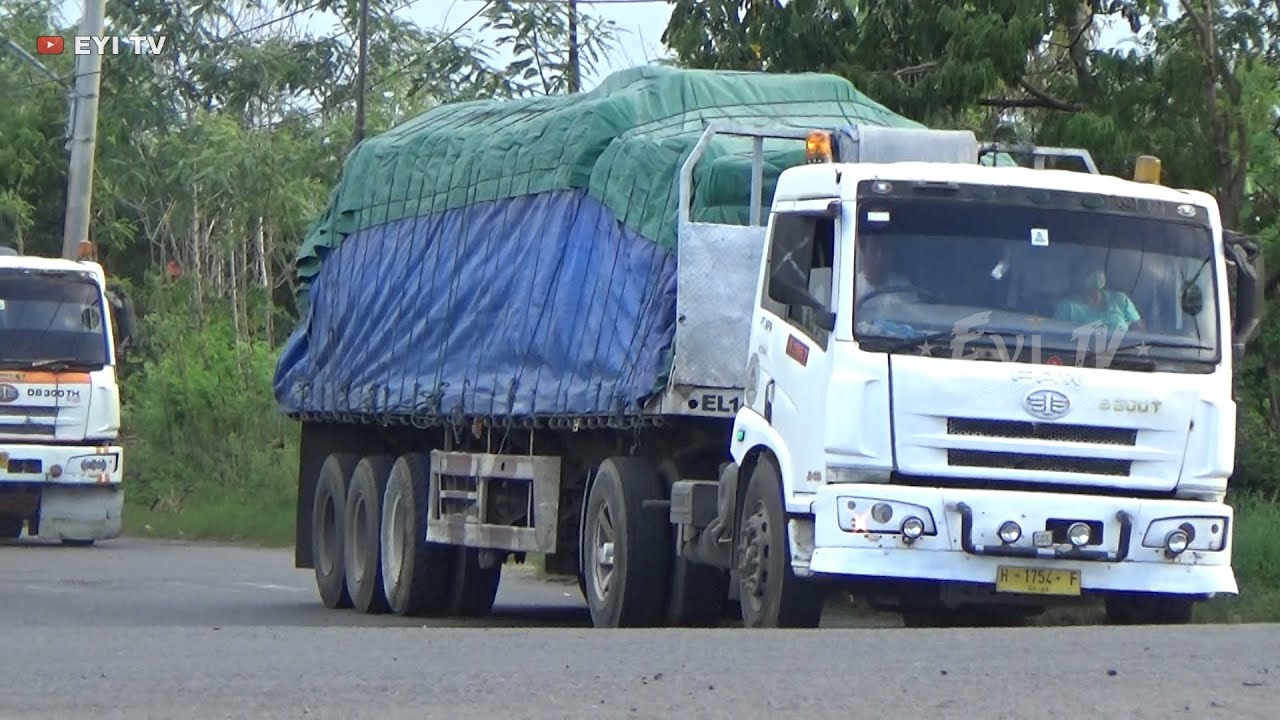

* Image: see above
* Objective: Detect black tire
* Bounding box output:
[581,456,672,628]
[448,548,503,617]
[344,455,394,614]
[1105,592,1195,625]
[312,452,358,609]
[0,515,24,539]
[736,456,822,628]
[380,452,457,616]
[659,462,728,627]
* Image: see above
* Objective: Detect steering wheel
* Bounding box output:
[856,285,935,313]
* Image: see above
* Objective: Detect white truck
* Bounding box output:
[0,246,136,545]
[281,112,1261,627]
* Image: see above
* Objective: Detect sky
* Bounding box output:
[50,0,1150,91]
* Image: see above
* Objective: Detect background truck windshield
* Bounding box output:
[852,185,1220,372]
[0,270,108,370]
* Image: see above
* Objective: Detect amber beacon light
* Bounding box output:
[1133,155,1162,185]
[806,130,833,163]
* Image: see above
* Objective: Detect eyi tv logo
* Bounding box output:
[36,34,167,56]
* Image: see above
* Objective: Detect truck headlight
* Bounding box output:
[836,496,936,536]
[1141,516,1227,552]
[67,453,119,475]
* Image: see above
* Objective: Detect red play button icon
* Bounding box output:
[36,36,64,55]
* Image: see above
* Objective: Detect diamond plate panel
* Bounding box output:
[670,222,768,389]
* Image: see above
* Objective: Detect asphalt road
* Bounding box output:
[1,537,1278,719]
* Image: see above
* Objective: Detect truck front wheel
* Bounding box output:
[736,457,822,628]
[581,456,671,628]
[312,452,359,609]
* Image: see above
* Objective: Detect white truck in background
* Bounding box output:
[0,246,136,545]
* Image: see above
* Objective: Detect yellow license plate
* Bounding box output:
[995,566,1081,596]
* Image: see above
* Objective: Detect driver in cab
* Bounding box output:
[855,239,919,307]
[1053,267,1145,333]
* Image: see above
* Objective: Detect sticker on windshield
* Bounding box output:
[866,211,891,223]
[1031,228,1049,247]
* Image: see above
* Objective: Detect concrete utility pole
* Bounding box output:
[352,0,369,150]
[61,0,108,260]
[566,0,580,93]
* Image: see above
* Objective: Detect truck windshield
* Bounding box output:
[0,270,109,370]
[852,185,1220,372]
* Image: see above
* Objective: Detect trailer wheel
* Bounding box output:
[343,455,393,614]
[381,452,457,616]
[582,456,671,628]
[448,548,503,617]
[736,456,822,628]
[313,452,359,609]
[1105,592,1195,625]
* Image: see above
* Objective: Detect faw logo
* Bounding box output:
[0,384,18,403]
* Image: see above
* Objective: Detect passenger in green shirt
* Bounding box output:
[1053,268,1145,332]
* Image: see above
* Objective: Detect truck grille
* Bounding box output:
[945,418,1136,477]
[947,418,1136,446]
[0,404,60,439]
[946,449,1132,476]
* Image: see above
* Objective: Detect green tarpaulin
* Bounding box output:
[294,65,924,286]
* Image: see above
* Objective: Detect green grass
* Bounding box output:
[123,495,295,547]
[1195,498,1280,623]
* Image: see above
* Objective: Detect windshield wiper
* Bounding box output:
[26,357,88,371]
[1112,340,1214,354]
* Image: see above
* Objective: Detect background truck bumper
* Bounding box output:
[1,443,124,541]
[38,483,124,541]
[800,484,1238,596]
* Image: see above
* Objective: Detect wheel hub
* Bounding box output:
[351,496,368,581]
[318,495,337,576]
[384,492,406,581]
[591,501,616,604]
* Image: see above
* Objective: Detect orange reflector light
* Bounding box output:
[806,130,833,163]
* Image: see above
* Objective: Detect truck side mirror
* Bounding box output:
[105,285,138,358]
[1224,230,1262,355]
[768,268,837,332]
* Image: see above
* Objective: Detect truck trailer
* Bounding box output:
[275,66,1262,627]
[0,245,136,544]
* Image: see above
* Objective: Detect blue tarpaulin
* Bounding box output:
[274,190,677,420]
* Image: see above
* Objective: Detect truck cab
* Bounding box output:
[0,247,136,544]
[719,126,1262,625]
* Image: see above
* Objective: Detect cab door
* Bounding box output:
[745,200,841,511]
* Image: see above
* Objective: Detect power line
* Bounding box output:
[222,2,325,42]
[257,0,496,129]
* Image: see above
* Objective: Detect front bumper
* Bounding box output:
[799,484,1237,596]
[0,443,123,484]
